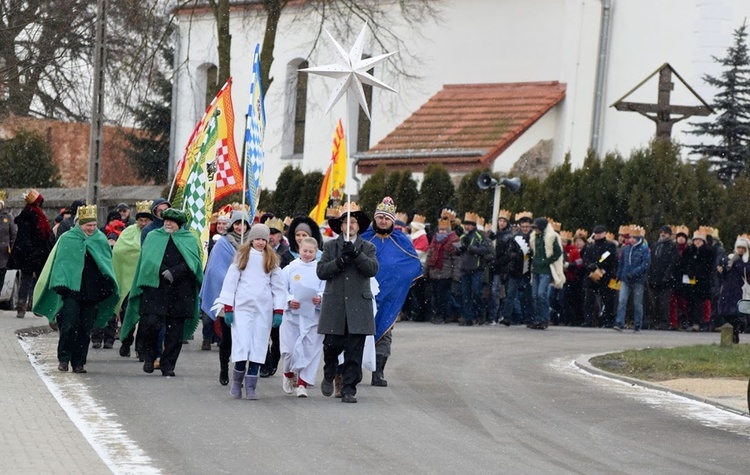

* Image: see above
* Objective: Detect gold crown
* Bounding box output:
[0,190,5,201]
[546,218,561,232]
[325,207,341,219]
[338,201,362,215]
[560,230,573,242]
[215,204,233,222]
[283,216,293,227]
[574,228,589,240]
[135,200,153,215]
[440,208,457,221]
[264,217,284,233]
[437,217,452,229]
[671,225,689,236]
[395,212,409,224]
[375,197,397,216]
[698,225,718,239]
[498,209,512,221]
[412,214,426,225]
[514,211,533,222]
[76,204,97,222]
[463,211,479,223]
[23,188,40,204]
[231,202,250,211]
[628,225,645,237]
[476,216,486,228]
[737,234,750,243]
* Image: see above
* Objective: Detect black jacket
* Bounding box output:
[139,238,197,317]
[649,238,680,289]
[581,238,618,288]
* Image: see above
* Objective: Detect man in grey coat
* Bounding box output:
[317,203,379,403]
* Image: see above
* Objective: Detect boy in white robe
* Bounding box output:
[280,237,325,397]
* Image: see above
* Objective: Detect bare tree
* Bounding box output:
[0,0,174,123]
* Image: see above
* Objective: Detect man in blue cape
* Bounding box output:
[361,196,422,387]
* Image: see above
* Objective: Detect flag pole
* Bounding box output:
[240,112,249,246]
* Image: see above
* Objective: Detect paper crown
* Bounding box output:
[0,190,5,202]
[325,207,341,219]
[264,217,284,233]
[671,225,689,237]
[463,211,479,224]
[437,216,452,229]
[283,216,293,227]
[135,200,153,216]
[214,204,233,222]
[515,211,533,222]
[375,197,397,218]
[574,228,589,240]
[498,209,512,221]
[23,188,40,204]
[737,234,750,243]
[476,216,486,228]
[76,204,97,222]
[546,218,561,232]
[338,201,362,215]
[628,225,645,237]
[412,214,426,225]
[395,212,409,225]
[698,225,718,239]
[560,230,574,242]
[231,202,250,211]
[440,208,457,221]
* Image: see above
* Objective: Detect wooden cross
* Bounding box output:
[611,63,713,138]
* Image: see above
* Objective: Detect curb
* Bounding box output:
[14,323,55,338]
[574,353,750,418]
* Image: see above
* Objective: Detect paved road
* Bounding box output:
[28,322,750,474]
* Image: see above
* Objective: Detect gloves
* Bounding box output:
[272,311,283,328]
[224,311,234,326]
[336,254,354,269]
[161,270,174,283]
[487,231,496,241]
[342,241,359,259]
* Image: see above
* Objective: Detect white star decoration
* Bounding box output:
[300,23,397,120]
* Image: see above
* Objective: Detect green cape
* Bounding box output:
[120,227,204,341]
[32,226,119,327]
[112,224,141,314]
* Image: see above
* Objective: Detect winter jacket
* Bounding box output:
[616,238,651,284]
[457,228,490,273]
[426,231,459,280]
[717,253,750,316]
[563,244,584,283]
[489,227,514,276]
[680,243,714,301]
[507,232,532,279]
[0,209,16,269]
[648,237,679,289]
[581,237,618,288]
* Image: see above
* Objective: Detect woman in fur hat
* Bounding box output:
[717,236,750,342]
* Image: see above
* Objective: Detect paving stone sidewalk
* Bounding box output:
[0,311,110,474]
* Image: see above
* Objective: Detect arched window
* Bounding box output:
[293,60,309,155]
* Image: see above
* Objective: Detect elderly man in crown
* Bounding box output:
[360,197,422,388]
[33,204,119,374]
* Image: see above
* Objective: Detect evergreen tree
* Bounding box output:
[0,129,61,188]
[416,164,455,221]
[393,171,419,216]
[718,176,750,242]
[358,166,388,215]
[688,21,750,183]
[294,171,324,217]
[456,169,493,221]
[272,165,305,217]
[123,45,173,184]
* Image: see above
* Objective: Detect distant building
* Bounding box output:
[172,0,749,188]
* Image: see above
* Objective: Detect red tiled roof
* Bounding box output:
[357,82,566,174]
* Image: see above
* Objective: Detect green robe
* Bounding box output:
[112,224,141,314]
[120,227,203,341]
[32,226,119,327]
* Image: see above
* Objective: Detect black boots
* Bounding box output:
[219,359,229,386]
[371,356,388,387]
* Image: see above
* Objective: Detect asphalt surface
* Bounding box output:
[22,320,750,474]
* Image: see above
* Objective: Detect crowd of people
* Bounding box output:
[1,188,745,403]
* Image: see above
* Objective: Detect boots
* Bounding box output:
[334,374,343,398]
[230,369,244,399]
[219,360,229,386]
[371,356,388,387]
[15,302,26,319]
[245,374,259,400]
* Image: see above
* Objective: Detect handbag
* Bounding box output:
[742,269,750,300]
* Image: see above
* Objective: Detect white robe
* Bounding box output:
[215,249,285,363]
[279,258,325,384]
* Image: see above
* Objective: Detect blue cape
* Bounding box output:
[199,236,237,320]
[361,227,423,341]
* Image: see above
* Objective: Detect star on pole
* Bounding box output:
[300,23,397,120]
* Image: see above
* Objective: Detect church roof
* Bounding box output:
[356,81,566,174]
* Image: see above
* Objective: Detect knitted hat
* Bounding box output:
[531,217,548,231]
[374,197,397,221]
[230,210,251,227]
[295,222,313,236]
[116,202,130,211]
[248,223,271,242]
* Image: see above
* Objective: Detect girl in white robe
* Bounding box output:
[280,238,326,397]
[214,224,285,400]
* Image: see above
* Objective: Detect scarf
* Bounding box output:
[28,200,52,241]
[428,231,457,270]
[32,226,119,327]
